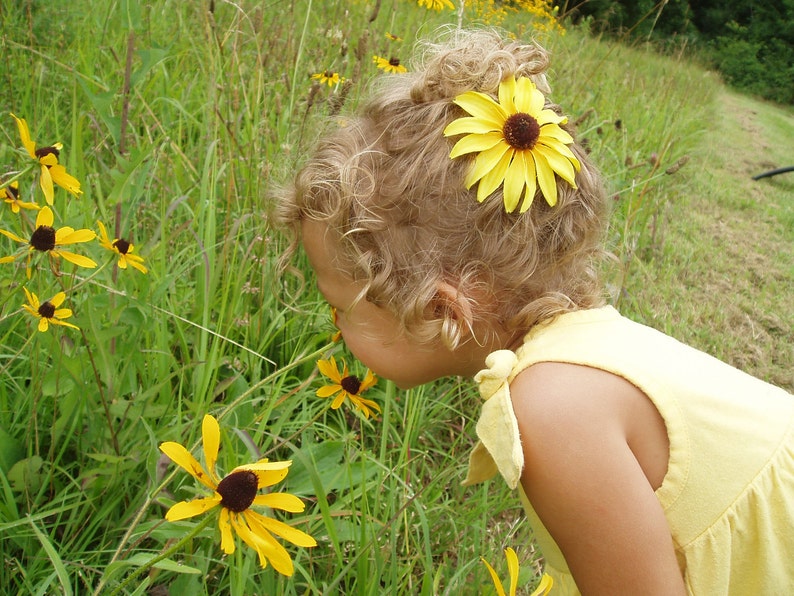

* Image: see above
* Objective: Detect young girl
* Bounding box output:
[275,28,794,594]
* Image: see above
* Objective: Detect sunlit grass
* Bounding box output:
[1,0,791,594]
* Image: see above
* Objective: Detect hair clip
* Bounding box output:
[443,75,580,213]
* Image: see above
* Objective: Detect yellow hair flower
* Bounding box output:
[444,75,580,213]
[159,414,317,576]
[10,113,82,205]
[96,220,148,274]
[373,55,407,74]
[482,547,553,596]
[311,70,345,87]
[0,206,96,278]
[22,288,79,332]
[417,0,455,10]
[316,356,380,419]
[2,181,41,214]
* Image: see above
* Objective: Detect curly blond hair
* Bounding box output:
[275,28,609,349]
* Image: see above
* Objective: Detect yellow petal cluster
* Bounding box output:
[159,414,316,576]
[444,75,580,213]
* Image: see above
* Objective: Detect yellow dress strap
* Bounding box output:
[462,349,524,489]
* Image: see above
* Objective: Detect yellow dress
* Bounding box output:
[464,306,794,594]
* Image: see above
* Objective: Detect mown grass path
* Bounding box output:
[627,87,794,392]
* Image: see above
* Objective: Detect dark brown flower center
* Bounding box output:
[388,57,400,67]
[502,113,541,150]
[340,375,362,395]
[30,226,56,252]
[38,301,56,319]
[216,470,258,513]
[113,238,131,254]
[35,146,60,160]
[6,185,19,200]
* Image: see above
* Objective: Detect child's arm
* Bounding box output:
[510,362,686,595]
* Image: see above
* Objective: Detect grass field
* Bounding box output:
[1,1,792,594]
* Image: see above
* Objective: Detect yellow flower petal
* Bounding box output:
[219,507,235,554]
[50,292,66,308]
[519,152,538,213]
[505,548,519,596]
[250,511,317,548]
[23,287,39,309]
[443,117,500,137]
[503,153,528,213]
[11,113,36,158]
[316,384,342,398]
[481,556,507,596]
[233,514,295,576]
[453,91,506,127]
[49,164,82,196]
[55,228,96,244]
[0,229,27,243]
[53,250,98,269]
[159,441,217,490]
[474,148,513,203]
[39,165,54,205]
[37,206,54,227]
[53,308,72,319]
[202,414,221,484]
[49,318,80,330]
[534,152,558,207]
[252,492,306,512]
[536,108,566,126]
[127,256,148,274]
[538,123,574,145]
[316,357,342,383]
[96,220,111,246]
[38,317,49,333]
[165,496,220,521]
[530,574,554,596]
[234,461,291,489]
[449,131,504,159]
[466,142,511,188]
[535,143,578,187]
[359,370,378,392]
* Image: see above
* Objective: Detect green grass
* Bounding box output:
[0,1,792,594]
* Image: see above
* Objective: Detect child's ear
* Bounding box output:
[432,281,475,346]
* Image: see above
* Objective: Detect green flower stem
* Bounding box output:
[0,164,35,190]
[107,514,214,596]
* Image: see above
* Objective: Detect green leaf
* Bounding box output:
[8,456,44,494]
[0,426,24,475]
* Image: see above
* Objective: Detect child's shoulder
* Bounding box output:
[509,361,669,490]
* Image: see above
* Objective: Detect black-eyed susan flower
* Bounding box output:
[482,547,553,596]
[96,220,147,274]
[373,55,407,74]
[311,70,345,87]
[444,75,580,212]
[316,356,380,419]
[22,287,79,332]
[0,206,96,277]
[159,414,316,576]
[417,0,455,10]
[385,32,402,42]
[10,113,82,205]
[2,181,40,214]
